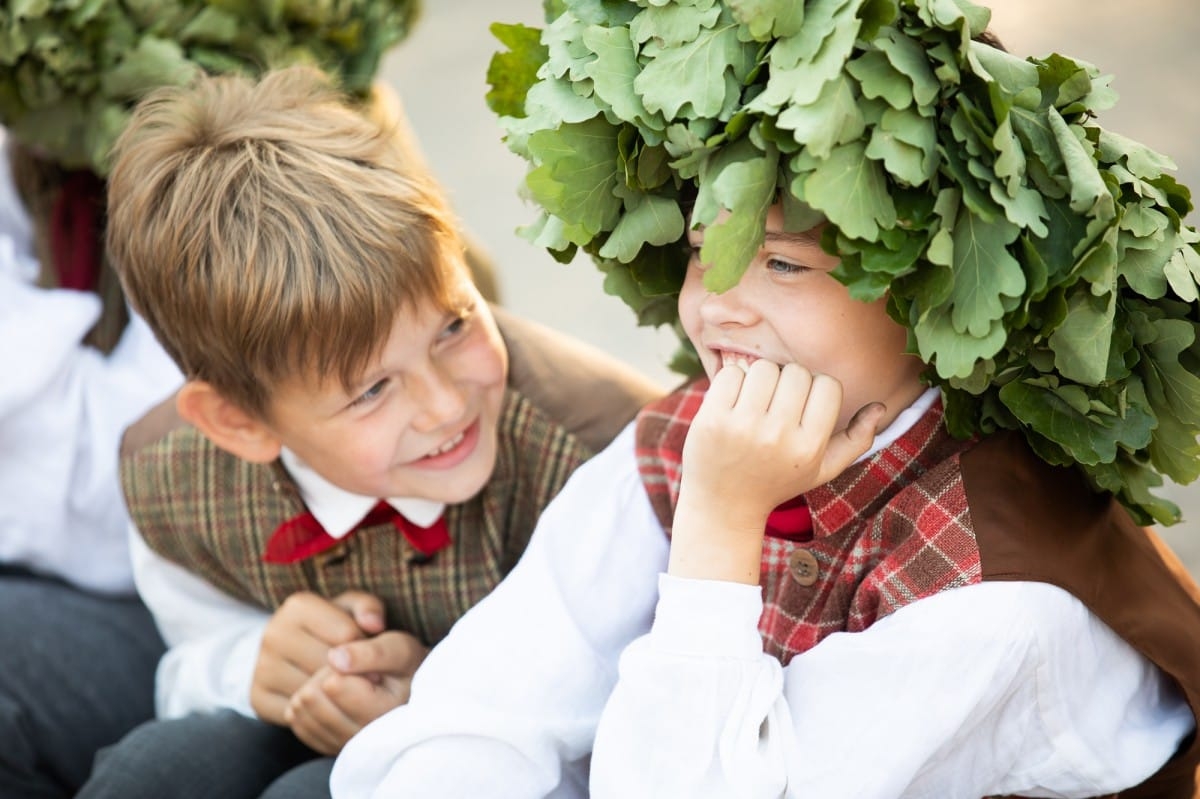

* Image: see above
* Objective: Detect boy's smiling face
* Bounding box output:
[259,277,507,504]
[679,204,927,433]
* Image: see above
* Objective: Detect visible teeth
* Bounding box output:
[720,352,756,372]
[429,431,465,457]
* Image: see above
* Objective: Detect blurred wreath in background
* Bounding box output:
[0,0,420,175]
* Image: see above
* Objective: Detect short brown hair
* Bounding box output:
[107,65,460,418]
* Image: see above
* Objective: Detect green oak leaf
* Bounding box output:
[797,140,896,242]
[865,106,936,186]
[915,301,1007,380]
[487,23,548,118]
[599,194,687,263]
[749,0,861,113]
[698,139,779,291]
[847,50,912,110]
[100,35,198,99]
[1047,108,1109,217]
[629,3,722,48]
[1098,128,1177,180]
[946,210,1025,337]
[775,72,864,160]
[727,0,806,39]
[636,20,756,120]
[874,26,939,107]
[999,379,1153,465]
[1049,287,1115,386]
[1138,316,1200,420]
[526,117,622,243]
[1164,240,1200,302]
[583,25,647,124]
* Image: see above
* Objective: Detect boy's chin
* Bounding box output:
[427,455,498,504]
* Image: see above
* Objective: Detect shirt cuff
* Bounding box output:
[650,572,765,659]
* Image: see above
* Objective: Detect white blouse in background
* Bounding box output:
[0,129,183,594]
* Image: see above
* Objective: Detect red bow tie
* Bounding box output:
[263,500,451,564]
[765,495,813,542]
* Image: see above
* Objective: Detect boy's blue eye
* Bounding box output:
[767,257,808,275]
[351,379,388,407]
[440,306,474,340]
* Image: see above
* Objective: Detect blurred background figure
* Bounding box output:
[0,2,472,795]
[379,0,1200,562]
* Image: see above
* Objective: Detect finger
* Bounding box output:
[821,402,887,481]
[261,624,341,678]
[330,591,386,635]
[764,363,814,426]
[733,359,783,415]
[275,593,366,648]
[701,363,746,412]
[288,673,361,755]
[796,373,844,438]
[321,671,410,726]
[254,650,316,698]
[250,684,293,727]
[329,630,430,677]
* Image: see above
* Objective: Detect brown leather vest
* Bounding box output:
[963,431,1200,797]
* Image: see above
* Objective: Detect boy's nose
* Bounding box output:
[409,365,468,432]
[698,283,756,327]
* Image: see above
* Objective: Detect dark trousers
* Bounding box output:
[0,570,163,798]
[78,710,334,799]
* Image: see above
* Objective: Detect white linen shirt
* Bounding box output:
[0,129,182,594]
[331,414,1194,799]
[130,447,445,719]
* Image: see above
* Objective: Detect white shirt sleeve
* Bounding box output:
[129,529,268,719]
[591,577,1195,799]
[0,142,183,593]
[331,424,670,799]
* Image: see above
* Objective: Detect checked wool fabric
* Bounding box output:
[635,379,979,665]
[123,388,593,647]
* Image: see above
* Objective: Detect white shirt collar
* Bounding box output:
[856,386,941,464]
[278,448,446,539]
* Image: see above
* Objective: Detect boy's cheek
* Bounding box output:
[465,325,508,383]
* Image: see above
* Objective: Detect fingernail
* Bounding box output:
[329,647,351,671]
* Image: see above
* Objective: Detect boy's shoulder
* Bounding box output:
[493,305,663,453]
[119,393,283,527]
[119,390,189,459]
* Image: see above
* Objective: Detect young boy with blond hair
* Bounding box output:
[75,65,660,799]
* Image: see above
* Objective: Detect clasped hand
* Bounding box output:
[250,590,429,754]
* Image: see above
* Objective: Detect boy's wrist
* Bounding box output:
[668,490,767,585]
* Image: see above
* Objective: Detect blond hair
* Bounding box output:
[107,65,460,418]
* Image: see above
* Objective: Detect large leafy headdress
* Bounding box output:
[488,0,1200,525]
[0,0,420,175]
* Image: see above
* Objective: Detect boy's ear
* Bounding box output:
[176,381,282,464]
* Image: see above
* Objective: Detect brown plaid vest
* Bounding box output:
[123,389,589,646]
[636,380,1200,797]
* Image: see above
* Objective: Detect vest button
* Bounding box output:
[788,548,819,587]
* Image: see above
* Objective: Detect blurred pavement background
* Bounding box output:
[380,0,1200,568]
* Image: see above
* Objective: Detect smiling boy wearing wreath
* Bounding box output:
[333,0,1200,796]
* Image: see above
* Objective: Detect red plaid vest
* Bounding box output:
[637,380,979,662]
[636,380,1200,797]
